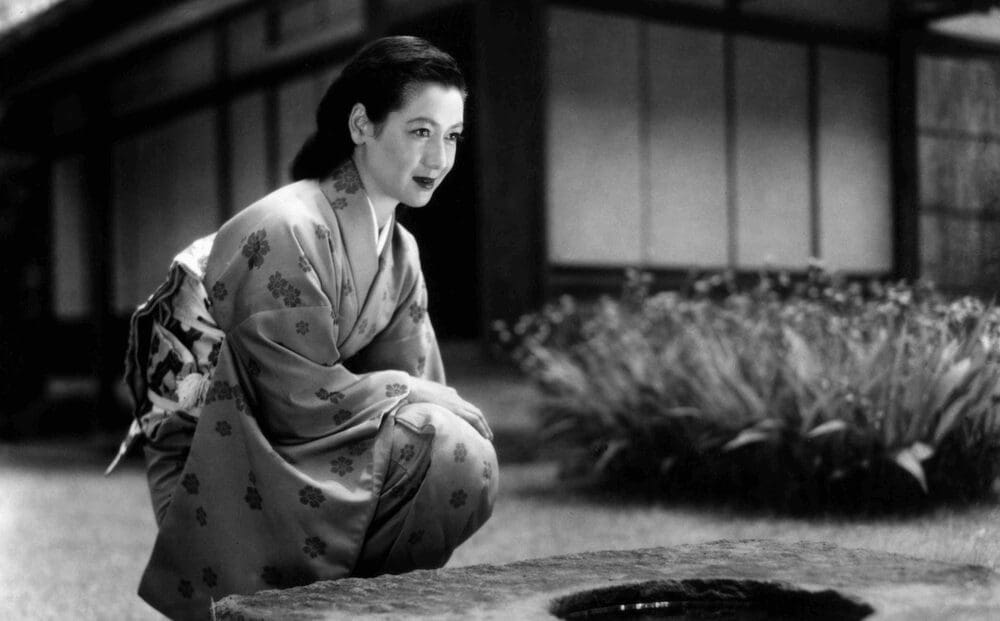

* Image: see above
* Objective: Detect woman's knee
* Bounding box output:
[396,402,499,513]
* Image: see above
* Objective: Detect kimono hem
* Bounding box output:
[119,160,497,619]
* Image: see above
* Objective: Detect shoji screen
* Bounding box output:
[546,7,643,264]
[647,24,727,267]
[818,48,891,272]
[734,37,811,268]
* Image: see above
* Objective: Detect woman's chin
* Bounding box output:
[403,193,434,208]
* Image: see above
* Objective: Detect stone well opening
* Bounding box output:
[550,578,874,620]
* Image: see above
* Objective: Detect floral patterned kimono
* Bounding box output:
[112,160,498,619]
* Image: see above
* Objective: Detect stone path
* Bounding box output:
[215,539,1000,620]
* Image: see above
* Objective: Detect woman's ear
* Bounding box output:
[348,103,371,145]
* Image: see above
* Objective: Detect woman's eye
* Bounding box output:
[447,133,465,143]
[412,128,431,138]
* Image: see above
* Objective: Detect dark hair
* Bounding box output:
[290,36,466,181]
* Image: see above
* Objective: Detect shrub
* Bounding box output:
[496,266,1000,513]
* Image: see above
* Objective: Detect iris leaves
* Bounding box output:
[502,270,1000,512]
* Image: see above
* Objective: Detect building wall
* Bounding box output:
[545,6,892,273]
[918,54,1000,293]
[50,0,364,318]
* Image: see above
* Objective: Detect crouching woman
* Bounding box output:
[110,36,498,619]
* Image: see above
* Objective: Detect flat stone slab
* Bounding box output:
[215,539,1000,620]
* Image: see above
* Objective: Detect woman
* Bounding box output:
[111,36,498,619]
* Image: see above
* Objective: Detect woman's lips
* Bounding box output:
[413,176,436,190]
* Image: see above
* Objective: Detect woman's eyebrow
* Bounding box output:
[407,116,464,129]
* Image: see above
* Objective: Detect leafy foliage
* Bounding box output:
[496,266,1000,513]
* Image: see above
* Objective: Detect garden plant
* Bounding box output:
[497,265,1000,513]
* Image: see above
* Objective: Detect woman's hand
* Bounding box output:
[406,377,493,441]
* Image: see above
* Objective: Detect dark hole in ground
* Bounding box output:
[551,579,874,620]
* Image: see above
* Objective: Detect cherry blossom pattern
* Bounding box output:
[295,321,310,335]
[247,358,261,378]
[399,444,415,463]
[333,161,362,194]
[415,356,427,376]
[242,229,270,270]
[315,223,331,241]
[348,440,371,457]
[482,460,493,481]
[298,255,312,273]
[266,272,302,307]
[302,536,327,558]
[408,301,425,324]
[202,567,218,588]
[330,197,348,210]
[245,485,262,510]
[333,409,352,425]
[195,506,207,526]
[203,380,232,405]
[316,388,345,404]
[211,281,228,302]
[299,485,325,508]
[330,456,354,477]
[231,385,247,413]
[357,317,369,335]
[454,443,468,463]
[178,579,194,599]
[407,530,424,545]
[215,420,232,437]
[385,383,408,398]
[342,277,353,296]
[450,489,467,509]
[182,473,199,494]
[261,566,282,587]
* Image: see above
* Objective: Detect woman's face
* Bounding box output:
[357,83,465,207]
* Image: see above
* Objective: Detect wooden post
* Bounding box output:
[890,25,920,282]
[473,0,547,332]
[82,71,117,426]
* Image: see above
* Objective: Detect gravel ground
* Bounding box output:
[2,349,998,620]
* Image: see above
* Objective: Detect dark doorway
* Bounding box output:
[0,154,50,434]
[391,4,480,339]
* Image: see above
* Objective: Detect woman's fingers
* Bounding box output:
[407,379,493,440]
[453,402,492,441]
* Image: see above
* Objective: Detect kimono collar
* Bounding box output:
[318,159,393,302]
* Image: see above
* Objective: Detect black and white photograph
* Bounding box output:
[1,1,1000,619]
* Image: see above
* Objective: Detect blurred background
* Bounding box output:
[0,0,999,435]
[3,1,1000,619]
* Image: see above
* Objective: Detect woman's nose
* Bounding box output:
[422,138,448,170]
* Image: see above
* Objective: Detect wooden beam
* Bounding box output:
[899,0,1000,24]
[1,0,264,97]
[214,24,234,221]
[807,44,821,261]
[724,2,738,267]
[890,28,921,281]
[549,0,891,53]
[81,71,117,424]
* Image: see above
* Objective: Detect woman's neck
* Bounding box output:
[351,152,396,229]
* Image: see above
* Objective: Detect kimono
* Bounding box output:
[114,160,498,619]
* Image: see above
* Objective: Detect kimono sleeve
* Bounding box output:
[207,214,412,446]
[345,266,446,384]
